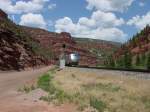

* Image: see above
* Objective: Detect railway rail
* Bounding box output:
[69,65,150,73]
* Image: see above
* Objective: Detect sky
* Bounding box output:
[0,0,150,43]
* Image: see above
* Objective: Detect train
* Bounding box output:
[65,53,80,66]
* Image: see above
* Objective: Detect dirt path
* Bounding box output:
[0,67,76,112]
[0,66,51,98]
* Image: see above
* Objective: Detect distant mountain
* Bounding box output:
[75,37,121,60]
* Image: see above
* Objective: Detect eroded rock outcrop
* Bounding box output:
[22,27,98,66]
[0,9,8,19]
[0,29,47,70]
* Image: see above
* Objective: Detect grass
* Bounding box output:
[18,85,36,93]
[141,96,150,109]
[37,73,51,91]
[82,83,121,92]
[90,97,106,112]
[37,68,150,112]
[37,68,70,104]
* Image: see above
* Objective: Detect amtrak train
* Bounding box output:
[65,53,80,66]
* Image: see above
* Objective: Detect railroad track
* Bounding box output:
[69,65,150,73]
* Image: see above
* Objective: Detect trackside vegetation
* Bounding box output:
[37,67,150,112]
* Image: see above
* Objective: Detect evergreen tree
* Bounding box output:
[116,57,124,68]
[124,52,132,69]
[136,55,140,66]
[141,53,146,66]
[108,56,115,67]
[147,53,150,70]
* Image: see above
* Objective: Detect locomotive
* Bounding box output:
[65,53,80,66]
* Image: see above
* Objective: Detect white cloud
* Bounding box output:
[55,11,126,42]
[48,3,56,10]
[139,2,145,7]
[86,0,134,12]
[127,12,150,29]
[0,0,49,14]
[19,13,47,29]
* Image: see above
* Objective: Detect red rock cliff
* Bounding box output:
[0,9,8,19]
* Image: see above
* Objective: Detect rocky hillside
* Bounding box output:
[22,26,122,66]
[21,27,99,66]
[0,9,121,70]
[0,9,50,70]
[75,38,121,59]
[107,25,150,69]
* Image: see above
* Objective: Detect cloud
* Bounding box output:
[139,2,145,7]
[127,12,150,29]
[19,13,47,29]
[86,0,134,12]
[55,11,126,42]
[0,0,49,14]
[48,3,56,10]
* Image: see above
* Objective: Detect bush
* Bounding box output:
[141,96,150,109]
[90,97,106,112]
[37,73,51,91]
[124,52,132,69]
[147,53,150,70]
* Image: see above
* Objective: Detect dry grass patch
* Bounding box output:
[39,67,150,112]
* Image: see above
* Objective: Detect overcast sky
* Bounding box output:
[0,0,150,42]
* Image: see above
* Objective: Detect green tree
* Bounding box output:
[116,57,124,68]
[124,52,132,69]
[141,53,146,66]
[136,55,140,66]
[147,53,150,70]
[107,56,115,67]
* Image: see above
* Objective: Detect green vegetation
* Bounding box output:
[82,83,121,92]
[106,52,133,69]
[31,41,53,60]
[106,25,150,70]
[141,53,146,65]
[141,96,150,109]
[115,56,124,68]
[37,69,70,104]
[18,85,36,93]
[36,67,150,112]
[136,55,141,66]
[147,52,150,70]
[37,69,108,111]
[124,52,132,69]
[0,18,53,60]
[90,97,106,112]
[37,73,52,91]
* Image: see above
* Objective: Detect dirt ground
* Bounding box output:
[0,66,76,112]
[0,67,150,112]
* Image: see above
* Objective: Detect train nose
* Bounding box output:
[70,54,79,62]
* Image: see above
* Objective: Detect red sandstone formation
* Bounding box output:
[0,9,8,19]
[22,27,98,66]
[114,25,150,59]
[0,9,118,70]
[0,29,47,70]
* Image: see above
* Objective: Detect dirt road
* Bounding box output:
[0,66,51,98]
[0,66,76,112]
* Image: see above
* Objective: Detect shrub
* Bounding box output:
[37,73,51,91]
[141,96,150,109]
[147,53,150,70]
[90,97,106,112]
